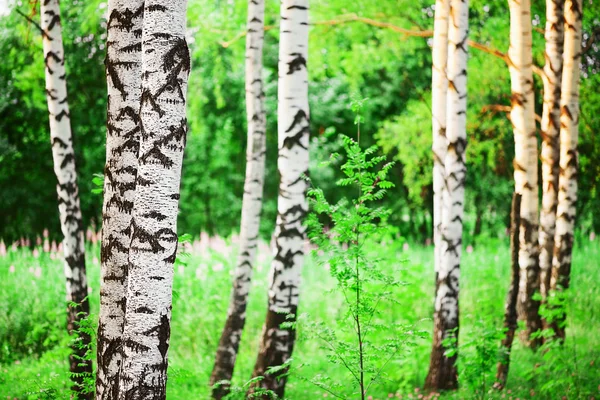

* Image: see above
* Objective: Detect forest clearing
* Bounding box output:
[0,0,599,398]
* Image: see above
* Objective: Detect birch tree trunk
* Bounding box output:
[495,193,521,389]
[425,0,468,391]
[116,1,190,398]
[96,1,144,397]
[249,0,309,397]
[432,0,450,282]
[550,0,583,340]
[507,0,542,348]
[210,0,267,397]
[539,0,564,307]
[39,1,92,397]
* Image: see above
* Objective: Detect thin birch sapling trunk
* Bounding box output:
[507,0,542,348]
[210,0,267,397]
[425,0,468,391]
[250,0,310,398]
[550,0,583,341]
[495,193,521,389]
[117,0,190,397]
[96,0,144,397]
[539,0,564,309]
[432,0,450,283]
[39,1,92,397]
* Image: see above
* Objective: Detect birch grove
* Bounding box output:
[116,0,190,397]
[507,0,542,348]
[96,0,144,397]
[550,0,583,340]
[426,0,468,390]
[39,0,92,397]
[210,0,267,397]
[539,0,564,305]
[250,0,309,397]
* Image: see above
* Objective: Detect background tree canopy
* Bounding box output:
[1,0,599,243]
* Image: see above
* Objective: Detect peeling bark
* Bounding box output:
[210,0,267,398]
[425,0,468,391]
[507,0,542,348]
[96,1,144,398]
[39,1,92,397]
[539,0,564,311]
[116,1,190,398]
[249,1,309,398]
[550,0,583,341]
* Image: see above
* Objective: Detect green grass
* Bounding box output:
[0,237,599,399]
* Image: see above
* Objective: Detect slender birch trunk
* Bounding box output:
[507,0,542,348]
[539,0,564,308]
[495,193,521,389]
[117,1,190,398]
[210,0,267,398]
[39,1,92,397]
[425,0,468,391]
[432,0,450,282]
[96,1,144,397]
[550,0,583,340]
[249,0,309,397]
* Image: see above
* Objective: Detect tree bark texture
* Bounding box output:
[39,1,92,397]
[495,193,521,389]
[117,1,190,398]
[550,0,583,340]
[425,0,468,391]
[539,0,564,308]
[250,0,309,398]
[432,0,450,281]
[97,1,144,398]
[507,0,542,348]
[210,0,267,398]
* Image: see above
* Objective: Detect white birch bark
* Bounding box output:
[210,0,267,397]
[425,0,468,390]
[432,0,450,280]
[250,0,309,397]
[97,1,144,397]
[539,0,564,303]
[507,0,542,347]
[40,0,92,396]
[550,0,583,339]
[117,1,190,398]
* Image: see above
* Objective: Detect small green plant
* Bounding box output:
[301,97,425,399]
[443,322,502,400]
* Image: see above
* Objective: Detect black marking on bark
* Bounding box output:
[60,153,75,168]
[52,137,68,148]
[287,52,307,74]
[141,89,164,117]
[55,109,70,121]
[143,211,168,221]
[44,51,61,73]
[107,5,144,32]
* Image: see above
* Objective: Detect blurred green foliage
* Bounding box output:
[1,0,599,242]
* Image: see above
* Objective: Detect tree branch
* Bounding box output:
[482,104,542,124]
[219,14,544,78]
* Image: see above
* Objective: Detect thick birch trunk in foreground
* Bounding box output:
[550,0,583,340]
[210,0,267,397]
[507,0,542,348]
[432,0,450,281]
[495,193,521,389]
[539,0,564,308]
[117,1,190,398]
[96,0,144,397]
[40,1,92,397]
[250,1,309,398]
[425,0,468,391]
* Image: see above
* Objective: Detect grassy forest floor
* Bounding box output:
[0,236,599,399]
